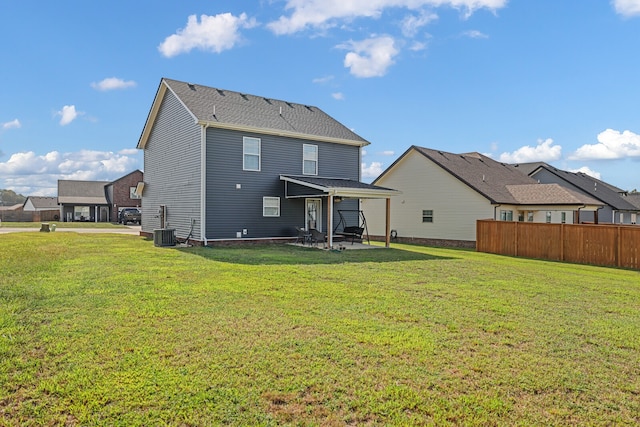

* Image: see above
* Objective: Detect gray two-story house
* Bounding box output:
[137,78,397,246]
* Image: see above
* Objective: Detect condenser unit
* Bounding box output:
[153,228,176,247]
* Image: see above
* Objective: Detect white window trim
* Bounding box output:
[263,197,280,217]
[243,137,261,171]
[422,209,433,223]
[303,144,318,176]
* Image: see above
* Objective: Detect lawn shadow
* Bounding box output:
[177,243,456,266]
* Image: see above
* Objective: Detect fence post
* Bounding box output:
[560,223,565,262]
[616,225,621,268]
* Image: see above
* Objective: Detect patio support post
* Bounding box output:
[327,195,334,248]
[385,197,391,248]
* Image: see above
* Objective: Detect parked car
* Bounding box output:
[119,208,141,224]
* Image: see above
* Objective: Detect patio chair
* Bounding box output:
[295,226,311,245]
[309,228,326,247]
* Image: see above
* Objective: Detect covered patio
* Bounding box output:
[280,175,400,248]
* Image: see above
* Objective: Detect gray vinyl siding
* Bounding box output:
[205,128,359,239]
[141,90,202,239]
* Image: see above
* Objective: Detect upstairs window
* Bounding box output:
[303,144,318,175]
[243,137,261,171]
[422,210,433,223]
[130,186,141,199]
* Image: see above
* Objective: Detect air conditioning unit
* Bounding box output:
[153,228,176,247]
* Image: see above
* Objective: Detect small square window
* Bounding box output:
[263,197,280,217]
[243,137,261,171]
[422,209,433,223]
[303,144,318,175]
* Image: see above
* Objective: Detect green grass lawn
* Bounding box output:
[1,233,638,426]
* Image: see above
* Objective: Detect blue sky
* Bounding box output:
[1,0,639,196]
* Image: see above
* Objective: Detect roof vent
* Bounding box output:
[263,97,272,105]
[187,83,195,90]
[216,89,225,96]
[240,93,248,100]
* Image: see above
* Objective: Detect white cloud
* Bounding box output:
[362,161,384,178]
[401,11,438,37]
[340,36,399,78]
[462,29,489,38]
[158,13,257,58]
[91,77,137,91]
[332,92,345,100]
[380,150,395,156]
[499,138,562,163]
[409,41,428,51]
[612,0,640,17]
[2,119,21,130]
[570,129,640,160]
[569,166,602,180]
[57,105,81,126]
[0,150,140,196]
[312,75,334,84]
[268,0,507,35]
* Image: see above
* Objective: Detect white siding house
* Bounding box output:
[363,146,603,246]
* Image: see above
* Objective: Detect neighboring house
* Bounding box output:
[58,180,110,222]
[624,191,640,218]
[362,146,603,246]
[23,196,59,222]
[513,162,640,225]
[105,169,143,222]
[136,78,398,246]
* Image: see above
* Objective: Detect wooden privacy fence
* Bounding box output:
[476,220,640,270]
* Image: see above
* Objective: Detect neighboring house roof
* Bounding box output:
[513,162,638,211]
[138,78,370,149]
[0,203,23,211]
[23,196,58,211]
[397,146,538,204]
[374,146,603,208]
[624,192,640,209]
[107,169,143,186]
[280,175,400,199]
[57,180,109,205]
[506,184,602,206]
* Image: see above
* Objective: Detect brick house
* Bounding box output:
[105,170,143,221]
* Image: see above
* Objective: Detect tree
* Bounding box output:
[0,189,27,206]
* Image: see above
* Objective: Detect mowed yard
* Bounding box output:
[1,232,639,426]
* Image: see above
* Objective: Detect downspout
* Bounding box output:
[200,124,208,245]
[493,204,501,220]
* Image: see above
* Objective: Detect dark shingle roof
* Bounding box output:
[160,78,369,146]
[513,162,638,211]
[624,193,640,209]
[411,147,538,204]
[280,175,399,198]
